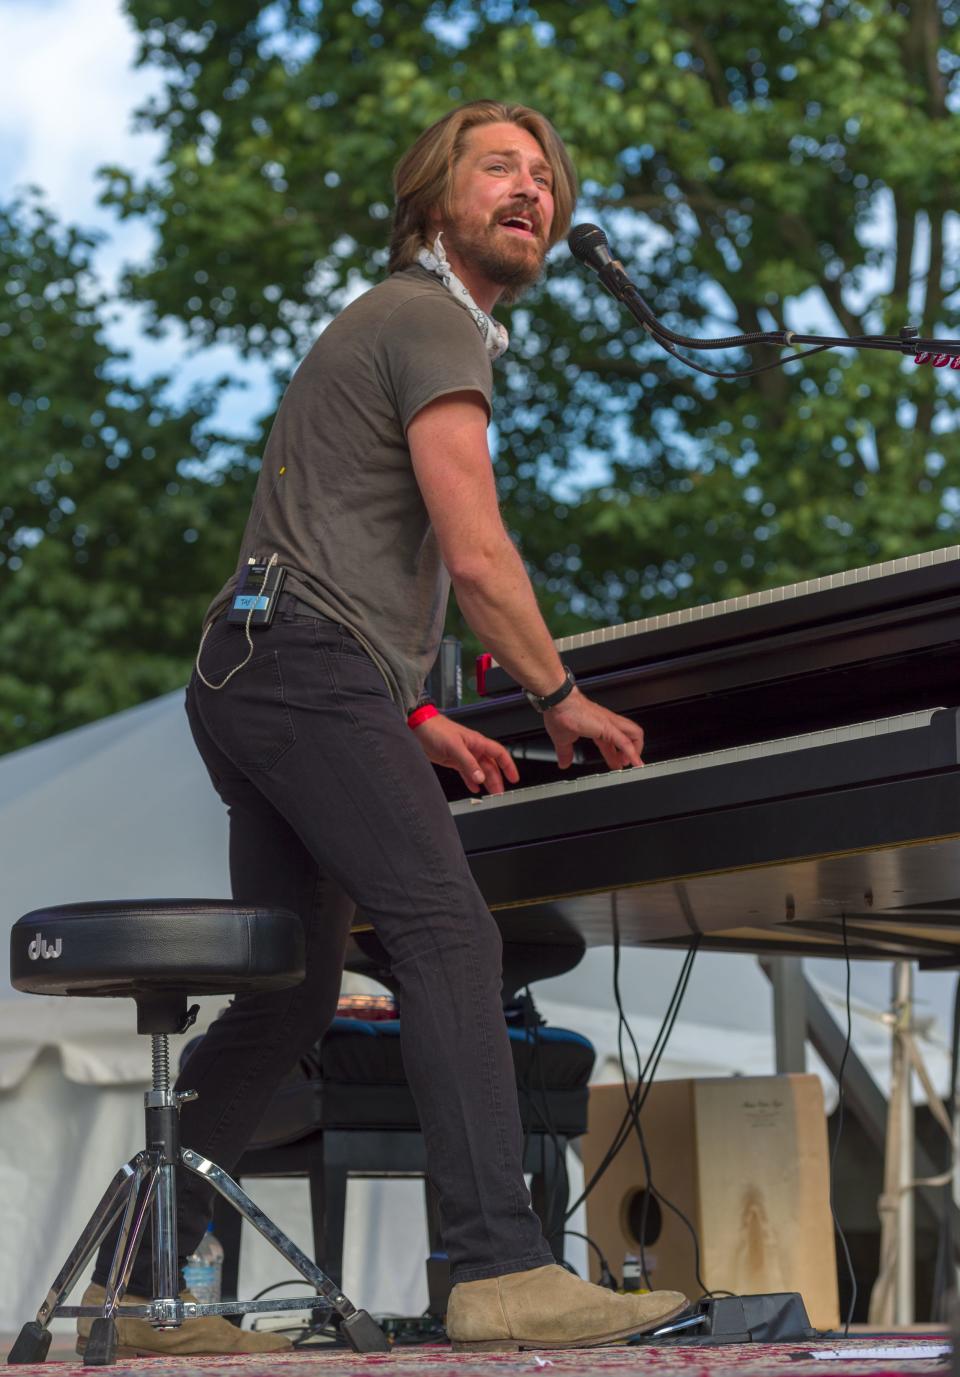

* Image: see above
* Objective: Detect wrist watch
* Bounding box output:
[523,665,576,714]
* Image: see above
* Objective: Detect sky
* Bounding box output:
[0,0,275,430]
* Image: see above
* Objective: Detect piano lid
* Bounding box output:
[480,544,960,694]
[446,543,960,773]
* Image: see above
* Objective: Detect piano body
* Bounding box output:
[439,546,960,966]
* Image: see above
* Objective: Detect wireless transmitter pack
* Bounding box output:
[227,558,287,628]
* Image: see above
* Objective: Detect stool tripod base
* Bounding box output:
[6,905,370,1363]
[8,1088,388,1364]
[81,1318,117,1367]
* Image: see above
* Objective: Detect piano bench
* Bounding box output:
[186,1016,595,1316]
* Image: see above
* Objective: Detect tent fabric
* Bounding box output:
[0,996,236,1090]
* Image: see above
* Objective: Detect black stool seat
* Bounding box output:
[10,900,305,999]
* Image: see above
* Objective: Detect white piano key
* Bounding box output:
[451,710,940,815]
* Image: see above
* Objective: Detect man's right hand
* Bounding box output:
[544,688,645,771]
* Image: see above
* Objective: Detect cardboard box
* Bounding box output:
[581,1074,839,1330]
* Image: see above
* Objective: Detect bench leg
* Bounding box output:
[423,1178,450,1316]
[317,1133,349,1291]
[529,1135,568,1264]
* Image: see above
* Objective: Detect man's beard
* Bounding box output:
[445,215,546,303]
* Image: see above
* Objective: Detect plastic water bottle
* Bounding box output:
[183,1223,224,1303]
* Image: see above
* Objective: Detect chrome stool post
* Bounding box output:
[6,900,389,1366]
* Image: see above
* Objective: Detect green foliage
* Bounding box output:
[5,0,960,748]
[0,196,258,752]
[102,0,960,638]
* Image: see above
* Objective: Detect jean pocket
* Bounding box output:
[198,649,296,772]
[332,635,375,661]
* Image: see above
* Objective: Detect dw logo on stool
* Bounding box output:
[27,932,62,960]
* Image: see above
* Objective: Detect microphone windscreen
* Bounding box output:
[567,222,610,264]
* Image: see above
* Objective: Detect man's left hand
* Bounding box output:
[412,714,519,795]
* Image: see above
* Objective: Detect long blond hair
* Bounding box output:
[389,101,578,273]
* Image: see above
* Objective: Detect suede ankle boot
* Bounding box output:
[446,1263,688,1351]
[76,1283,293,1358]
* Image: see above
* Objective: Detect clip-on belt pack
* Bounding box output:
[227,559,287,628]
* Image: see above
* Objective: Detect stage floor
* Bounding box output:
[0,1333,951,1377]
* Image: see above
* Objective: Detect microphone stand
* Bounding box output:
[593,258,960,364]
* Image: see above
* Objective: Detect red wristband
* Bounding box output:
[407,704,440,730]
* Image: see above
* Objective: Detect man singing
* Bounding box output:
[81,100,687,1356]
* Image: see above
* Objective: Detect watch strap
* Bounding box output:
[524,665,576,713]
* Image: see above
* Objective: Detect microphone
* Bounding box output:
[567,223,635,301]
[567,222,675,347]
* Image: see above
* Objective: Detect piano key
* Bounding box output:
[451,709,941,821]
[449,707,960,958]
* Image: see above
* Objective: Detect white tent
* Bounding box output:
[2,690,956,1335]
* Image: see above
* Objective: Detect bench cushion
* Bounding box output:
[238,1019,595,1149]
[319,1017,595,1087]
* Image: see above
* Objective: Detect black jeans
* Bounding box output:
[93,603,552,1293]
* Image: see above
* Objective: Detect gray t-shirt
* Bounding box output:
[207,267,493,712]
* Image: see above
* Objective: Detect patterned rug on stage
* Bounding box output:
[0,1337,950,1377]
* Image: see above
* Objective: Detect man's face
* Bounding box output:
[438,121,556,303]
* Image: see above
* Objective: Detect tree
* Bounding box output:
[8,1,957,749]
[100,0,960,643]
[0,195,258,752]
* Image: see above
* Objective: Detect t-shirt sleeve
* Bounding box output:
[375,292,494,432]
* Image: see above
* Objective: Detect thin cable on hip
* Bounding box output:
[195,553,279,691]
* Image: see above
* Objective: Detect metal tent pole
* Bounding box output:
[893,961,916,1324]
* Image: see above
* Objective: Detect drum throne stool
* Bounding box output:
[7,900,388,1367]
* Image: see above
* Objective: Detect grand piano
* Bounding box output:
[438,545,960,967]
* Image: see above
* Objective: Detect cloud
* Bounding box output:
[0,0,161,236]
[0,0,276,431]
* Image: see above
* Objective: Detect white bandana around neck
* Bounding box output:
[416,233,509,361]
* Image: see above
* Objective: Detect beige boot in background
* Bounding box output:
[76,1284,293,1358]
[446,1263,688,1351]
